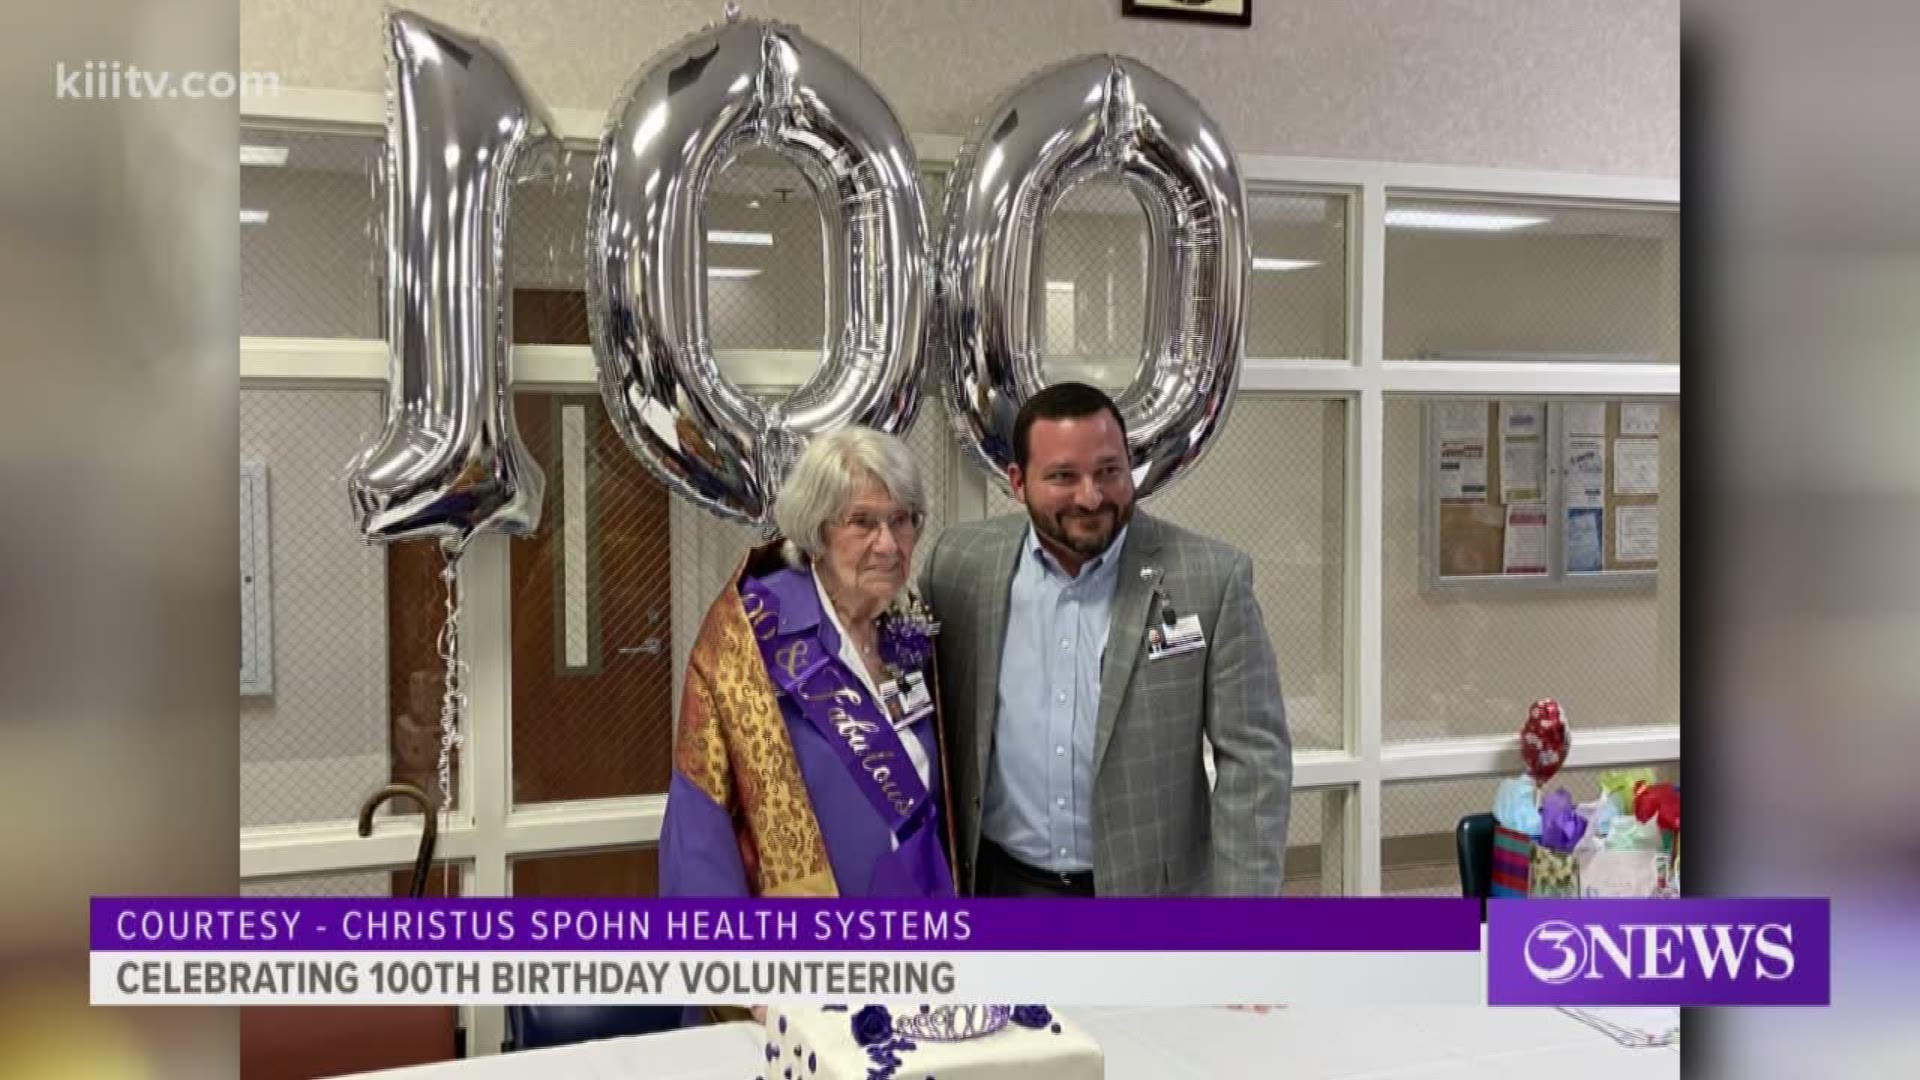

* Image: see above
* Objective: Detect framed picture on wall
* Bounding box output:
[1122,0,1252,28]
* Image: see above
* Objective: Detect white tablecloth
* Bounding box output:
[340,1007,1678,1080]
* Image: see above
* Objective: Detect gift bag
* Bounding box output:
[1529,846,1580,898]
[1577,848,1663,897]
[1574,812,1667,897]
[1530,788,1586,898]
[1491,825,1532,898]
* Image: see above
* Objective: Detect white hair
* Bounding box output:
[772,427,926,564]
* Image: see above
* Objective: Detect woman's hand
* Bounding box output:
[750,1005,768,1024]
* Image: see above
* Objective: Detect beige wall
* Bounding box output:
[240,0,1677,178]
[239,389,390,827]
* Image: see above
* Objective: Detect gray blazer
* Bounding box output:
[918,511,1292,896]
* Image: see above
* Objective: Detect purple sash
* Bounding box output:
[739,574,934,843]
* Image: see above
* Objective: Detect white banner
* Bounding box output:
[92,950,1485,1007]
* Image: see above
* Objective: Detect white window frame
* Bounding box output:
[238,88,1679,1056]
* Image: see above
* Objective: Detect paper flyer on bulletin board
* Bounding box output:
[1563,436,1606,508]
[1438,441,1487,502]
[1500,437,1543,503]
[1564,401,1606,437]
[1436,401,1488,442]
[1616,505,1660,562]
[1503,505,1549,574]
[1501,403,1543,437]
[1566,507,1604,572]
[1620,403,1662,436]
[1614,439,1660,495]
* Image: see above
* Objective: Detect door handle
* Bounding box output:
[619,639,665,657]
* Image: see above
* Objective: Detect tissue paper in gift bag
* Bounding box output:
[1529,846,1580,898]
[1491,826,1532,898]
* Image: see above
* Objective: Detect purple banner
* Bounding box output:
[91,897,1479,953]
[1487,899,1830,1006]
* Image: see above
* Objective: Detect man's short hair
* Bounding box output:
[1012,382,1129,470]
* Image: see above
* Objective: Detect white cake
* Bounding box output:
[762,1005,1103,1080]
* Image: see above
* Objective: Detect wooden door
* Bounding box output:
[506,289,676,807]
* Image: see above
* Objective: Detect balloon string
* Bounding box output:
[435,548,467,896]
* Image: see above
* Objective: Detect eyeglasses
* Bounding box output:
[834,509,925,541]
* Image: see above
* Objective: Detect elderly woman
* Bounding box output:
[660,427,954,899]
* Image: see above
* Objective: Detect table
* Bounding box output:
[340,1006,1678,1080]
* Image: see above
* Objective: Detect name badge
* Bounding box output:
[1146,615,1206,660]
[880,670,935,727]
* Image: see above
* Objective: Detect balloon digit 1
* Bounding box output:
[938,54,1249,501]
[587,12,931,526]
[347,9,559,552]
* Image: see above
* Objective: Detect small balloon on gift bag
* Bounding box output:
[1520,698,1570,785]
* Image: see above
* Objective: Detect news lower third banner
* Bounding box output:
[88,897,1828,1007]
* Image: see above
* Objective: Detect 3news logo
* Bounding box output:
[1521,918,1795,984]
[1488,900,1829,1006]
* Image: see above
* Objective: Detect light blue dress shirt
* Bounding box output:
[982,524,1129,871]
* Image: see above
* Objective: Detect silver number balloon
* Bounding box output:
[588,12,931,526]
[347,9,559,550]
[938,55,1249,499]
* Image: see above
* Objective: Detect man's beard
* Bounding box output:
[1032,500,1133,558]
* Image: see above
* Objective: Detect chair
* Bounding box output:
[1455,812,1496,921]
[503,1004,684,1052]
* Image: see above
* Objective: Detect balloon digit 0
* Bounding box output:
[938,55,1249,500]
[588,13,932,526]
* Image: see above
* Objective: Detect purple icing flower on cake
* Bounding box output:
[851,1005,894,1047]
[1011,1005,1052,1028]
[1009,1006,1052,1029]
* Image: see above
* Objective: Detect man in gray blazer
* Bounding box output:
[919,383,1292,897]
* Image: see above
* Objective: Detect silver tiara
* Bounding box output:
[892,1005,1010,1042]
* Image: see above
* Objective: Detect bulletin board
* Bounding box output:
[1421,399,1662,590]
